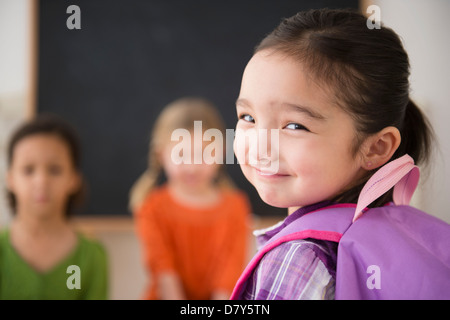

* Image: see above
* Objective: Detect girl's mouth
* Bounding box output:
[252,166,289,178]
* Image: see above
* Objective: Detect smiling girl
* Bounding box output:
[232,8,435,299]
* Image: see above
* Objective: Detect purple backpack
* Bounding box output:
[231,155,450,299]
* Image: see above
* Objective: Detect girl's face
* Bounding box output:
[7,134,80,218]
[234,50,366,208]
[160,135,220,193]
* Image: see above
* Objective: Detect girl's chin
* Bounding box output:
[254,186,323,209]
[255,189,290,209]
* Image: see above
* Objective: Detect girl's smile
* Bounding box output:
[251,165,290,178]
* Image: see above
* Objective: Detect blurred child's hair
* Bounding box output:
[255,8,434,206]
[6,113,86,217]
[129,97,235,212]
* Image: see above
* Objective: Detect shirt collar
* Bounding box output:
[253,201,333,250]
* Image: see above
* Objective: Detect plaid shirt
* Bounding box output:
[241,202,338,300]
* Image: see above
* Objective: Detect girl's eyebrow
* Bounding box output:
[281,103,326,121]
[236,98,325,121]
[235,98,252,109]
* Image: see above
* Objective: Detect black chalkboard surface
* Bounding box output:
[38,0,358,216]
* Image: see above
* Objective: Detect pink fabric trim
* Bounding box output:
[230,229,343,299]
[353,154,420,222]
[393,165,420,206]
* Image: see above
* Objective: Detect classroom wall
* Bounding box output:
[1,0,449,300]
[0,0,32,227]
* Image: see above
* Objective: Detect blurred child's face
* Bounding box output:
[234,50,365,208]
[161,135,220,192]
[7,134,80,218]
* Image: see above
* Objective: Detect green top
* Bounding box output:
[0,229,108,300]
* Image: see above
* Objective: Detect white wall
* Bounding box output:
[0,0,32,227]
[367,0,450,222]
[0,0,30,96]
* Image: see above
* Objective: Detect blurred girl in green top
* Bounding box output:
[0,114,108,299]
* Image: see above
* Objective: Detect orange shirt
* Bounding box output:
[135,184,251,300]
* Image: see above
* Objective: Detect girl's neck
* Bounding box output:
[9,207,78,274]
[167,181,221,208]
[12,208,70,238]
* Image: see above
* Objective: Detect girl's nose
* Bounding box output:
[247,128,279,168]
[33,169,50,188]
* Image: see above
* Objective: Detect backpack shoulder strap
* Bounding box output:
[354,154,419,222]
[230,205,355,299]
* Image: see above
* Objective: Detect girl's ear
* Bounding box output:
[6,169,14,193]
[69,171,82,195]
[152,146,166,172]
[154,146,164,162]
[361,126,401,170]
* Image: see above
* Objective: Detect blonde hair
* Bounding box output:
[128,97,235,212]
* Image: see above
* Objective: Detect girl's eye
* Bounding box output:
[285,123,310,131]
[239,114,255,123]
[23,165,34,175]
[49,165,62,175]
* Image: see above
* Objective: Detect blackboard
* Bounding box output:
[38,0,358,216]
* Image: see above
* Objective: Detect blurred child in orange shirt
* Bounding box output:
[129,97,251,300]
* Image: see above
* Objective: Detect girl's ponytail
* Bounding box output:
[128,150,161,213]
[129,171,154,213]
[395,99,434,167]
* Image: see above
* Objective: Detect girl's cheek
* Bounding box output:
[233,130,247,165]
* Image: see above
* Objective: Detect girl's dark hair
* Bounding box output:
[256,8,434,206]
[6,113,86,217]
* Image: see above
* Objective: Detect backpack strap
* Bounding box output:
[230,205,355,299]
[353,154,420,222]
